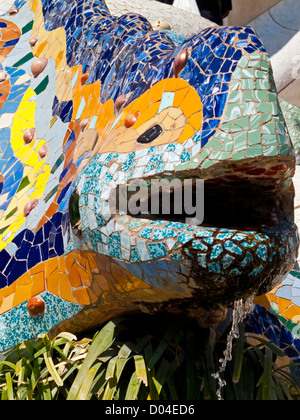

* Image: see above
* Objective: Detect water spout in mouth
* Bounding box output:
[212,296,255,400]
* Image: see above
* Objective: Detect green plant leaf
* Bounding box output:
[203,328,217,400]
[247,335,286,358]
[232,322,245,384]
[5,372,14,400]
[67,319,122,400]
[76,361,102,400]
[125,371,142,400]
[102,354,132,400]
[134,355,148,387]
[43,346,63,387]
[1,315,300,401]
[261,347,273,400]
[147,323,181,370]
[105,355,118,380]
[118,342,134,359]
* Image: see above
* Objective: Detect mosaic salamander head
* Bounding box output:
[0,0,298,350]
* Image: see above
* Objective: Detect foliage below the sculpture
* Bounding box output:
[0,316,299,400]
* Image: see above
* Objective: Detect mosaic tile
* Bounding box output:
[280,98,300,162]
[0,0,298,357]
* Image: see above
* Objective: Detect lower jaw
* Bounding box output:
[80,176,299,313]
[111,209,298,310]
[132,219,298,316]
[63,219,298,336]
[185,220,299,308]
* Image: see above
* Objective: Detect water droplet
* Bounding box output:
[212,296,254,400]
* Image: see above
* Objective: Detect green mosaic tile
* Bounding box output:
[174,161,189,172]
[262,134,277,146]
[5,207,17,220]
[244,90,253,101]
[238,55,250,68]
[263,122,277,135]
[279,98,300,154]
[204,137,222,151]
[256,102,271,113]
[232,67,242,79]
[280,145,293,155]
[220,141,233,152]
[227,103,242,116]
[249,115,261,129]
[261,113,272,124]
[254,70,267,79]
[45,185,59,203]
[248,129,261,145]
[246,145,263,158]
[227,90,244,103]
[241,79,256,90]
[22,20,33,34]
[232,151,246,160]
[230,123,245,132]
[270,102,278,116]
[198,149,210,163]
[241,68,255,78]
[268,92,277,102]
[201,159,218,169]
[16,176,30,192]
[214,131,227,141]
[250,52,262,60]
[209,151,231,160]
[230,79,239,91]
[248,60,261,68]
[233,131,248,152]
[220,122,233,132]
[188,158,199,169]
[253,90,268,102]
[278,134,289,145]
[256,79,269,90]
[240,102,256,116]
[263,145,278,156]
[13,52,34,67]
[34,75,49,95]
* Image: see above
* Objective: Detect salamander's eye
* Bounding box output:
[137,124,163,144]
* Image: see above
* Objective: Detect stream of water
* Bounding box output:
[211,296,255,400]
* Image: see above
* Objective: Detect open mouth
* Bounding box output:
[123,175,294,233]
[117,170,298,305]
[70,158,299,311]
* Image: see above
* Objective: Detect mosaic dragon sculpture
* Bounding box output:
[0,0,300,364]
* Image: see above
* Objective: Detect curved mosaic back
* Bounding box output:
[0,0,299,363]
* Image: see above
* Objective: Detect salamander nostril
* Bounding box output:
[137,124,163,144]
